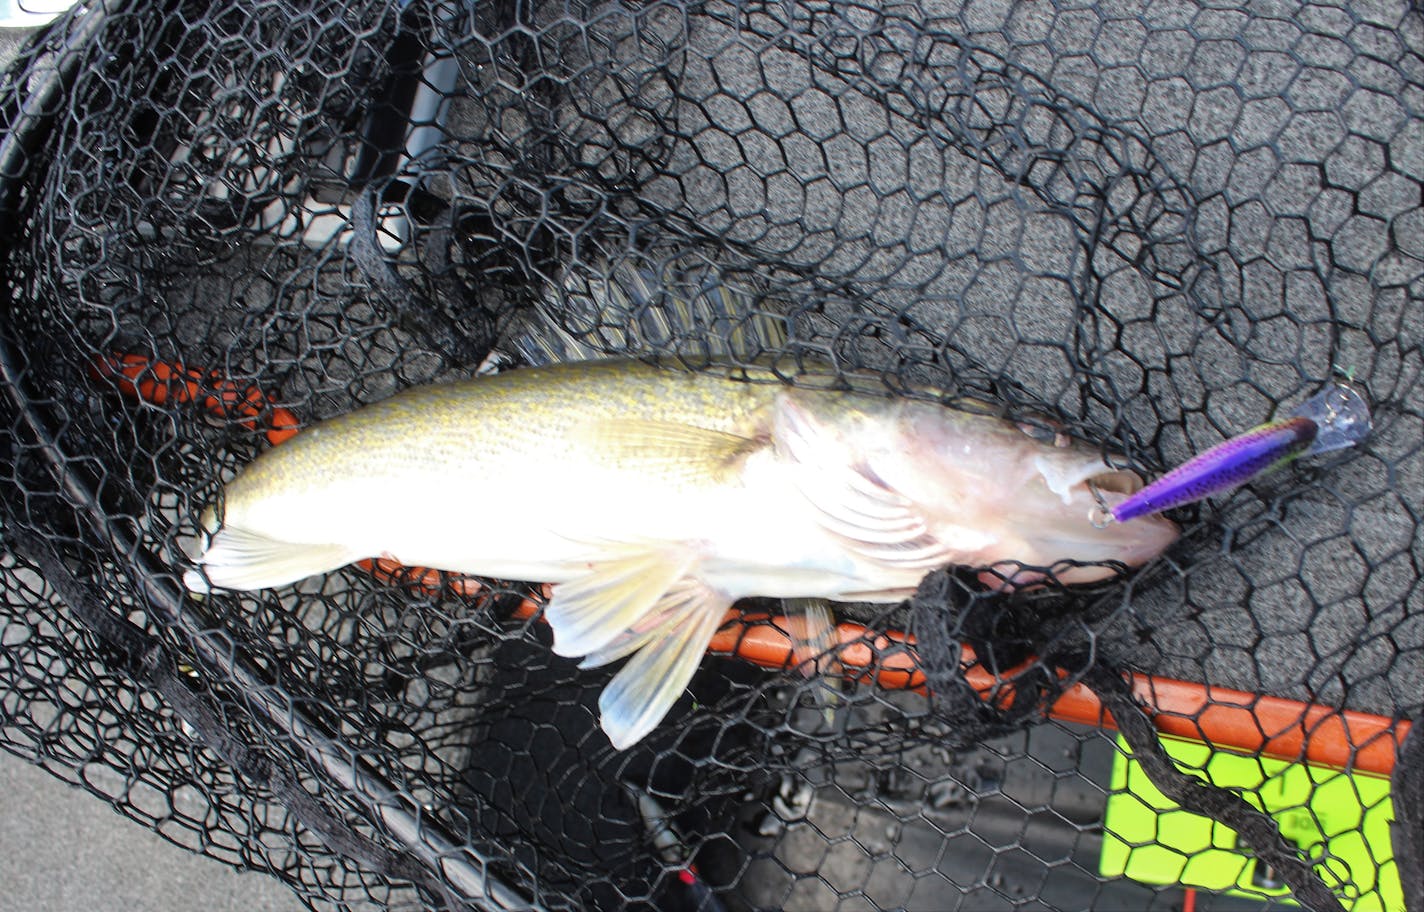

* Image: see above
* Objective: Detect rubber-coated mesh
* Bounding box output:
[0,2,1419,910]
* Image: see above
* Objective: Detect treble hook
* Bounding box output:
[1087,479,1115,528]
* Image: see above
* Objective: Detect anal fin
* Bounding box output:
[543,545,697,658]
[576,578,713,670]
[596,580,733,750]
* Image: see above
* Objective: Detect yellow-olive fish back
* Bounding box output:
[224,359,777,507]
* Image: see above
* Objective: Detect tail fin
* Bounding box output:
[186,522,361,592]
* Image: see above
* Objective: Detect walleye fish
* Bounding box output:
[185,359,1178,748]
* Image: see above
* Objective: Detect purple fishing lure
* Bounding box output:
[1111,417,1316,522]
[1108,382,1371,523]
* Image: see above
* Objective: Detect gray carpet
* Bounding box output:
[0,751,302,912]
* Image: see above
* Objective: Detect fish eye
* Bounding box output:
[1015,417,1069,447]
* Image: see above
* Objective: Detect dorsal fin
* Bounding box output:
[510,255,789,366]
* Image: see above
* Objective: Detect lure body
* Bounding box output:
[1111,417,1316,522]
[1110,382,1371,523]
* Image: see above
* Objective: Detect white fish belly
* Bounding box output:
[225,445,919,599]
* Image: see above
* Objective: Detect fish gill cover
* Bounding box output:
[0,1,1419,910]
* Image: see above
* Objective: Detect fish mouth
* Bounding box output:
[1061,465,1177,557]
[1075,466,1179,565]
[1037,456,1146,504]
[1083,468,1145,498]
[1007,462,1178,587]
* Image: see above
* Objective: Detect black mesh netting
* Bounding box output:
[0,1,1420,910]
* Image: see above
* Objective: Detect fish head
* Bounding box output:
[796,394,1180,586]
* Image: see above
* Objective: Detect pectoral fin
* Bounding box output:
[570,418,762,484]
[185,523,362,592]
[597,581,733,750]
[774,395,959,569]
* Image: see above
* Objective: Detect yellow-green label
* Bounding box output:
[1100,735,1402,910]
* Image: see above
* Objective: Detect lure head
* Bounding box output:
[1291,383,1371,456]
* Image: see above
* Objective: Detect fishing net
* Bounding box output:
[0,1,1419,910]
